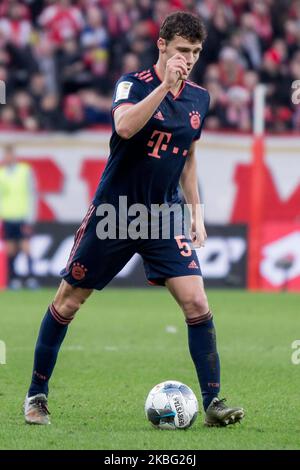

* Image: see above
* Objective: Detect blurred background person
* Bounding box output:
[0,144,38,289]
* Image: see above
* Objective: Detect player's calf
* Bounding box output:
[24,282,93,424]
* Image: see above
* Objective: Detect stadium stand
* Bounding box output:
[0,0,299,132]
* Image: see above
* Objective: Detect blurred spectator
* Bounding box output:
[0,1,31,47]
[38,0,84,45]
[121,52,141,74]
[0,0,298,133]
[13,90,39,130]
[81,5,110,91]
[243,70,259,94]
[222,85,252,131]
[38,93,88,130]
[79,89,111,124]
[81,6,108,49]
[218,47,245,87]
[126,20,157,70]
[56,37,88,93]
[251,0,273,48]
[106,0,132,38]
[238,13,262,69]
[0,106,19,130]
[29,72,49,109]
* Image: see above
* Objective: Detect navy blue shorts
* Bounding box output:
[2,221,29,241]
[61,204,202,290]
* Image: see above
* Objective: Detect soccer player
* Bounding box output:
[0,144,37,289]
[24,12,244,427]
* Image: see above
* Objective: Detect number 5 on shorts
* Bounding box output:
[175,235,192,257]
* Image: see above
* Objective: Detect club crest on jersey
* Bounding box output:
[189,111,201,129]
[72,262,88,280]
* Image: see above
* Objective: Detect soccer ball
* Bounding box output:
[145,380,198,430]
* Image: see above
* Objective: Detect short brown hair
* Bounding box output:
[159,11,206,44]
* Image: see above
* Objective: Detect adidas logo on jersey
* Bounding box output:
[153,110,164,121]
[188,260,199,269]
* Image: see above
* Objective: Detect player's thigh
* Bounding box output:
[166,275,209,318]
[62,204,136,290]
[63,236,136,290]
[53,279,93,318]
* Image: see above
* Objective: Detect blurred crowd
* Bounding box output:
[0,0,299,133]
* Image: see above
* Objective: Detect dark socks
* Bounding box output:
[187,313,220,411]
[28,304,73,397]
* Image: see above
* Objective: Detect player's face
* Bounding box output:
[160,36,203,77]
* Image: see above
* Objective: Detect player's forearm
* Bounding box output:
[115,82,171,139]
[180,172,203,220]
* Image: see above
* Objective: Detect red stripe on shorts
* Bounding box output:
[66,204,95,271]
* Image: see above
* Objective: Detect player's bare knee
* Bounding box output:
[53,293,83,319]
[181,295,210,323]
[62,298,83,317]
[53,281,92,320]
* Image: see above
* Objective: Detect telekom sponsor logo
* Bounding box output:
[147,130,188,159]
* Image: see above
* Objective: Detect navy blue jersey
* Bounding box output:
[93,65,210,209]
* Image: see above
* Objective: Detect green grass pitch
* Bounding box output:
[0,288,299,450]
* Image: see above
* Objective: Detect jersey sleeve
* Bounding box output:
[111,74,146,114]
[193,91,210,141]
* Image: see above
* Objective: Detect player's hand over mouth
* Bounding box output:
[163,53,188,89]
